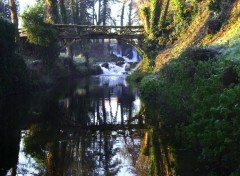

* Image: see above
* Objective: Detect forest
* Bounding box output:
[0,0,240,175]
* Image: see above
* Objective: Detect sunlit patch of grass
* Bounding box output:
[219,42,240,62]
[154,0,211,71]
[211,21,240,46]
[139,0,240,74]
[203,0,240,47]
[169,0,211,58]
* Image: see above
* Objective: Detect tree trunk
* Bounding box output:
[128,0,133,26]
[102,0,107,26]
[46,0,59,23]
[92,0,95,25]
[59,0,67,23]
[74,0,80,24]
[162,0,170,27]
[79,0,87,25]
[9,0,19,43]
[120,1,125,26]
[150,0,163,34]
[97,0,101,25]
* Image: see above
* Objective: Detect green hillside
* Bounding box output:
[133,0,240,175]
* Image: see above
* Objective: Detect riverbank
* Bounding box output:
[22,54,102,90]
[131,0,240,175]
[22,49,139,90]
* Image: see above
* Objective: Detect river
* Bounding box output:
[0,66,147,176]
[0,58,208,176]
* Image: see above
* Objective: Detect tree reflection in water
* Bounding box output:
[21,75,143,175]
[0,95,29,176]
[0,76,207,175]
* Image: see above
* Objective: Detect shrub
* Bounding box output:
[139,45,240,174]
[0,18,29,96]
[209,0,222,13]
[0,54,29,96]
[21,3,59,65]
[0,17,15,56]
[180,47,219,61]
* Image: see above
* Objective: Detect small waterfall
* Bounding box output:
[99,44,141,76]
[122,47,139,62]
[132,48,138,61]
[112,45,122,57]
[100,62,129,75]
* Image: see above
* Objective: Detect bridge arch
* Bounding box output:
[52,24,145,60]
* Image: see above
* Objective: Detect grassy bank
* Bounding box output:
[133,0,240,175]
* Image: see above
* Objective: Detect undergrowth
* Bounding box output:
[139,44,240,175]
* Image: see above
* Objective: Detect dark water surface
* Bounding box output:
[0,75,144,176]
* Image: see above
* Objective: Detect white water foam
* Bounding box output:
[100,62,130,75]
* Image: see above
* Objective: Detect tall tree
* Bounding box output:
[102,0,107,25]
[79,0,88,25]
[120,0,126,26]
[8,0,19,42]
[74,0,80,24]
[59,0,67,23]
[46,0,59,23]
[128,0,133,26]
[97,0,101,25]
[161,0,170,27]
[150,0,163,35]
[92,0,95,24]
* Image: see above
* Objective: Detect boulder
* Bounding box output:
[101,62,109,69]
[116,61,125,67]
[90,65,103,75]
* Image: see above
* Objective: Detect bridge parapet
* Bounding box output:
[52,24,144,39]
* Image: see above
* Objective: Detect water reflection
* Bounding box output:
[134,129,175,176]
[0,95,29,175]
[0,75,210,176]
[1,75,143,175]
[56,76,141,127]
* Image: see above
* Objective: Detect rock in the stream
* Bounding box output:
[101,62,109,69]
[116,61,125,67]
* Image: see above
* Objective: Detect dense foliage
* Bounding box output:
[136,0,200,72]
[0,17,29,96]
[21,3,59,65]
[0,0,10,20]
[139,45,240,175]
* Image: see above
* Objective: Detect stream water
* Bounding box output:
[0,47,207,176]
[0,59,146,175]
